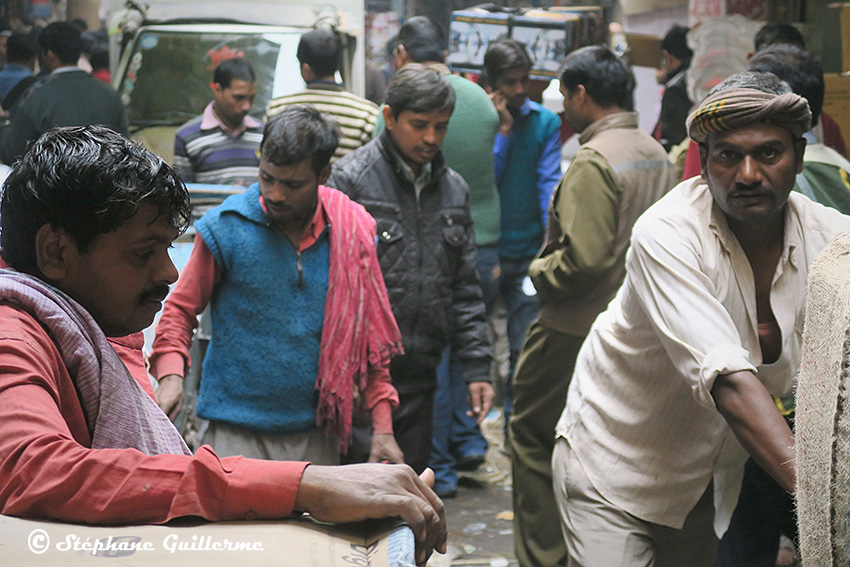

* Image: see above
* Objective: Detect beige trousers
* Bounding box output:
[553,438,717,567]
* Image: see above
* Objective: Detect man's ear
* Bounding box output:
[300,62,316,82]
[382,105,395,130]
[318,163,331,186]
[698,142,709,179]
[794,136,807,174]
[35,224,74,281]
[393,45,408,70]
[209,81,219,95]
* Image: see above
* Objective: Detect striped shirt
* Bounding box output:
[173,102,264,186]
[265,82,378,163]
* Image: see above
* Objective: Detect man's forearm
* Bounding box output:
[712,370,796,492]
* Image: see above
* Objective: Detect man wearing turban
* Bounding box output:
[550,71,850,566]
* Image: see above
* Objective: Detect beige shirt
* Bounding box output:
[556,177,850,535]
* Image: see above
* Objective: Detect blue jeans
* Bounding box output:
[498,255,539,432]
[430,245,500,491]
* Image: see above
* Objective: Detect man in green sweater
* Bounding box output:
[375,16,501,497]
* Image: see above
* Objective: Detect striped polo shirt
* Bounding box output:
[265,82,378,163]
[173,102,264,186]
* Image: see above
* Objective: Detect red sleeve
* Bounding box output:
[821,112,848,159]
[682,139,702,180]
[0,306,307,525]
[149,233,219,380]
[363,362,398,435]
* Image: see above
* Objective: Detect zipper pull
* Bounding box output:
[296,250,304,287]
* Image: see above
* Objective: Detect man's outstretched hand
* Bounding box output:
[294,464,447,566]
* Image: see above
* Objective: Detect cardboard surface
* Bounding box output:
[824,73,850,147]
[0,515,412,566]
[625,33,663,68]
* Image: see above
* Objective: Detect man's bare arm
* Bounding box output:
[712,370,796,492]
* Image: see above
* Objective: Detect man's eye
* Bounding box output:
[761,148,779,159]
[135,251,154,261]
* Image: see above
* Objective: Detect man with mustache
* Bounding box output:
[0,125,446,566]
[328,66,495,475]
[152,105,405,467]
[551,71,850,566]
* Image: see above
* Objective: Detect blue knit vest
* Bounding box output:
[194,184,330,432]
[498,101,561,259]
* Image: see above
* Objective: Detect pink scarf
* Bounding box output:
[315,186,403,452]
[0,270,190,456]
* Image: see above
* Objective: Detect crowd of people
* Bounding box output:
[0,12,846,567]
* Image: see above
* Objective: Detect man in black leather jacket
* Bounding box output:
[328,65,494,474]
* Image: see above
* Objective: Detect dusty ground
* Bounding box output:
[428,410,518,567]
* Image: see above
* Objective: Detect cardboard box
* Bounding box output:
[0,515,413,566]
[824,72,850,147]
[624,33,663,68]
[447,5,605,79]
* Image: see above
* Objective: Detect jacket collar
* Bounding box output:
[579,111,639,144]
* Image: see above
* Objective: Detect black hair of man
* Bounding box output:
[38,21,83,65]
[296,27,342,79]
[708,70,791,97]
[0,126,191,274]
[259,104,339,175]
[384,63,456,119]
[749,44,824,128]
[398,16,446,63]
[483,39,531,85]
[213,57,256,89]
[70,17,88,33]
[6,32,38,64]
[89,43,109,71]
[754,23,805,52]
[661,25,692,63]
[560,45,635,111]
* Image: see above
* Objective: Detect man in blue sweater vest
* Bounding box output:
[151,105,405,467]
[484,39,562,434]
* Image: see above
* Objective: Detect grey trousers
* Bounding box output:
[203,420,340,465]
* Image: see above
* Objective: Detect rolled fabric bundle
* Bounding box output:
[686,85,810,144]
[796,231,850,566]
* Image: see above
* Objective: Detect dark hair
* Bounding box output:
[385,64,455,118]
[661,25,692,62]
[708,71,791,97]
[6,32,38,64]
[39,21,82,64]
[260,105,338,174]
[297,28,342,78]
[213,57,255,88]
[754,23,805,52]
[89,43,109,71]
[483,39,531,85]
[749,44,823,127]
[0,126,191,273]
[398,16,445,63]
[560,45,635,110]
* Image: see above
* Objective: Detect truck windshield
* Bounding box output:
[119,29,302,129]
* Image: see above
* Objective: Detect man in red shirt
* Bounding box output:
[0,125,446,567]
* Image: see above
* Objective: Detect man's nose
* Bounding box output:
[737,155,762,185]
[158,252,179,286]
[423,127,438,145]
